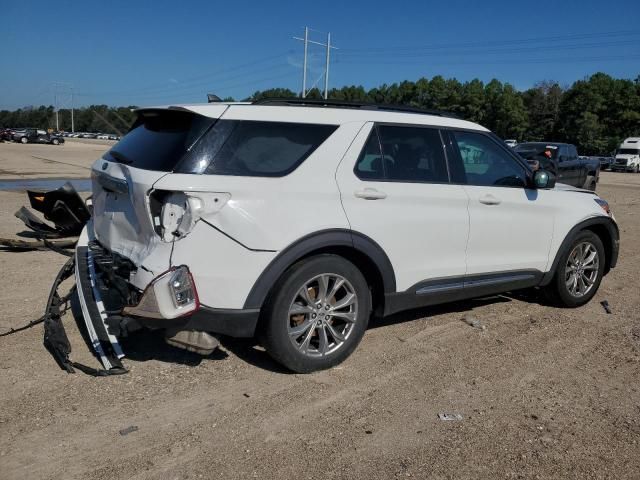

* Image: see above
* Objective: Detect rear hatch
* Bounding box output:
[91,106,226,265]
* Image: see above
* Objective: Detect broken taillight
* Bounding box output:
[149,190,230,241]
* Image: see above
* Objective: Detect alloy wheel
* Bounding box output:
[287,273,358,357]
[565,241,600,298]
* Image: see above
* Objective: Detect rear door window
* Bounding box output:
[354,124,449,183]
[354,128,386,180]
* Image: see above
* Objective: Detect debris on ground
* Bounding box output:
[438,413,463,421]
[601,300,612,314]
[0,182,88,254]
[119,425,139,436]
[461,315,487,331]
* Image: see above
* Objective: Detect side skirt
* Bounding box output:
[384,270,543,316]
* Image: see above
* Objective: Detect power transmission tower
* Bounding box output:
[293,27,338,99]
[52,82,74,132]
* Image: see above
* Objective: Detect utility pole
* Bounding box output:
[71,88,74,133]
[324,32,331,100]
[52,82,74,132]
[294,27,338,99]
[54,91,59,131]
[302,27,308,98]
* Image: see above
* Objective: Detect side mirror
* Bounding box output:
[533,169,556,189]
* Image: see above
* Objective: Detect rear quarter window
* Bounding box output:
[181,120,337,177]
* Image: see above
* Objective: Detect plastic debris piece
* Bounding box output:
[438,413,463,421]
[600,300,612,314]
[119,425,139,436]
[461,315,486,330]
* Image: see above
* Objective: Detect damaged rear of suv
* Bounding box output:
[77,103,343,371]
[72,99,618,374]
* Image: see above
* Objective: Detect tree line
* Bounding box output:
[0,105,137,137]
[1,72,638,155]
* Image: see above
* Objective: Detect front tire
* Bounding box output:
[261,254,371,373]
[583,174,597,191]
[544,230,605,307]
[52,138,59,145]
[20,137,28,144]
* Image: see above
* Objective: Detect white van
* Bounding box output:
[612,137,640,173]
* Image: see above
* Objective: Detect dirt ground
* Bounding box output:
[0,141,639,480]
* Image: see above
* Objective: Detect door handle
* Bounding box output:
[479,194,501,205]
[354,188,387,200]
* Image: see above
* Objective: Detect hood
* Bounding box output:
[553,182,594,194]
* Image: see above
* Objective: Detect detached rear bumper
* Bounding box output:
[75,228,126,370]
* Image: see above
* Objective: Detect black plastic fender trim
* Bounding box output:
[242,229,397,310]
[540,216,619,286]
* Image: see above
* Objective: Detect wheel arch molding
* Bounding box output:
[242,229,397,310]
[541,216,619,286]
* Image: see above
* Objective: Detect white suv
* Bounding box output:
[76,99,619,373]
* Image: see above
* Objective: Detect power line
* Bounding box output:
[75,52,291,98]
[339,29,640,54]
[113,70,295,104]
[337,39,640,59]
[341,53,640,67]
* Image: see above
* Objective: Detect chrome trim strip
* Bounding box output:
[415,272,536,295]
[415,282,463,295]
[464,273,534,287]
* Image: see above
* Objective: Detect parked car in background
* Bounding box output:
[611,138,640,173]
[12,128,65,145]
[596,156,614,171]
[77,99,619,373]
[514,142,600,190]
[0,128,16,141]
[97,133,110,139]
[504,139,518,148]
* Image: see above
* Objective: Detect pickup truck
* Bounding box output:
[514,142,600,190]
[12,128,65,145]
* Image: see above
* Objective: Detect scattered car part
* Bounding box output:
[164,328,220,355]
[119,425,139,436]
[0,237,77,254]
[438,413,464,421]
[461,315,486,330]
[43,257,127,376]
[600,300,612,314]
[26,182,91,236]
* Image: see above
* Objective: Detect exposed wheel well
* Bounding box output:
[583,224,614,274]
[296,247,386,316]
[253,247,387,337]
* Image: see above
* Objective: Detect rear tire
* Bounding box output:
[261,254,371,373]
[544,230,605,308]
[634,164,639,174]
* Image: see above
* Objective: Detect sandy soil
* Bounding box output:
[0,142,639,479]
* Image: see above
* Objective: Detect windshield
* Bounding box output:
[103,110,215,171]
[617,148,640,155]
[514,143,559,160]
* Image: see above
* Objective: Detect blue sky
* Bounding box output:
[1,0,638,109]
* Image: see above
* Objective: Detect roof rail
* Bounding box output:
[252,98,459,118]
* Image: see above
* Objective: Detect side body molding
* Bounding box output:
[243,229,396,310]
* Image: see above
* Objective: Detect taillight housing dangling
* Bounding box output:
[169,266,198,309]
